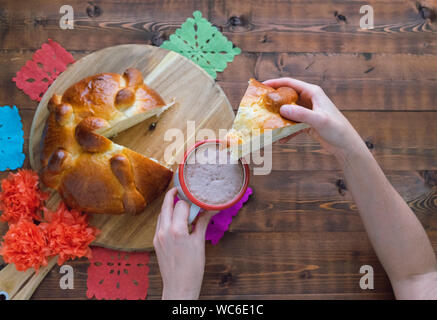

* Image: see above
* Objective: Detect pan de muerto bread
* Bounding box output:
[40,68,173,215]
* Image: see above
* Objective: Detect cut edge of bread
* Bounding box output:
[229,122,309,160]
[97,99,175,138]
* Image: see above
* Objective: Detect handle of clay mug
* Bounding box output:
[188,203,202,224]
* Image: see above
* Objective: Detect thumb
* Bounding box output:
[280,104,322,128]
[193,211,216,239]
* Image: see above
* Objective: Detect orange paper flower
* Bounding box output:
[0,169,100,271]
[0,169,48,224]
[40,202,100,265]
[0,220,50,271]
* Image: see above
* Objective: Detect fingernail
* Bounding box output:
[280,104,292,118]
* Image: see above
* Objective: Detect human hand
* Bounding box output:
[153,187,214,300]
[263,78,367,161]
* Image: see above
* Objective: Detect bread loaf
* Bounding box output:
[40,68,173,215]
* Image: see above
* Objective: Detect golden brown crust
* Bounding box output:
[227,78,302,147]
[123,149,173,207]
[109,154,146,216]
[62,73,122,120]
[123,68,143,87]
[265,87,298,113]
[41,114,78,169]
[40,148,73,189]
[75,117,112,153]
[135,86,166,112]
[115,87,136,110]
[40,68,173,215]
[59,153,126,215]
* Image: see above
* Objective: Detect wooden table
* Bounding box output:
[0,0,436,300]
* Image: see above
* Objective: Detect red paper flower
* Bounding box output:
[87,247,150,300]
[40,202,100,265]
[12,39,74,101]
[0,169,48,224]
[0,220,50,271]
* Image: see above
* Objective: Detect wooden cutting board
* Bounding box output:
[29,44,235,252]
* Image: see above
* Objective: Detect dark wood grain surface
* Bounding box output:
[0,0,436,300]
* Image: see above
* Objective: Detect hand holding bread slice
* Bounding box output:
[226,78,310,159]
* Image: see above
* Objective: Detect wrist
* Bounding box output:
[334,135,372,168]
[162,286,200,300]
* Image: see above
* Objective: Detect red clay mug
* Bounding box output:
[174,139,250,224]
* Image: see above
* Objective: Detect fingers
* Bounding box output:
[280,104,324,128]
[264,78,325,109]
[263,78,315,95]
[172,200,190,235]
[159,187,178,230]
[193,211,216,239]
